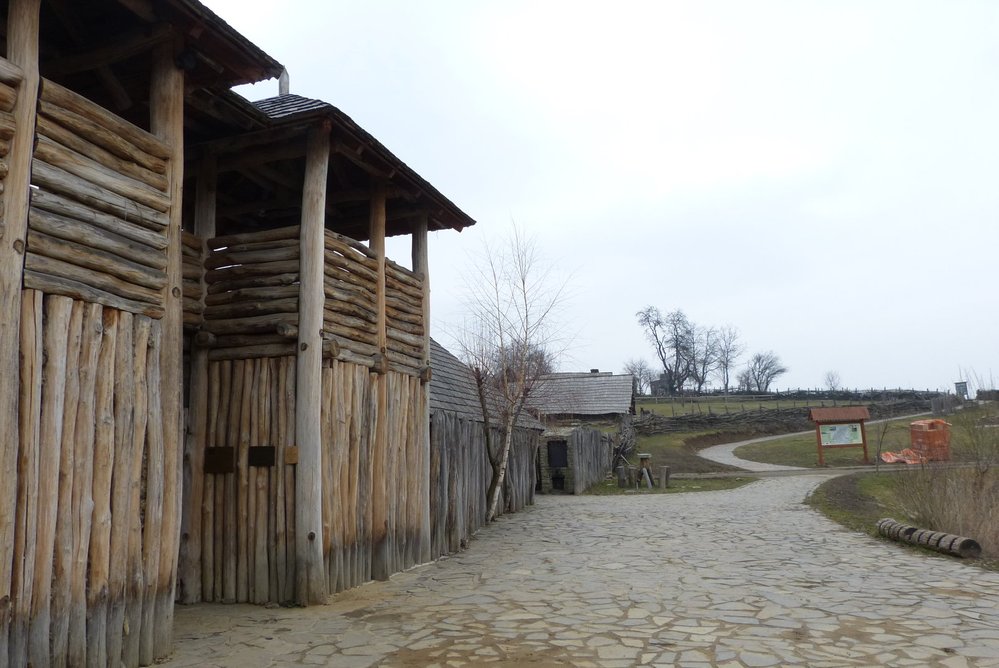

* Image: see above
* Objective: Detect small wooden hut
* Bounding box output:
[531,371,635,494]
[428,339,542,555]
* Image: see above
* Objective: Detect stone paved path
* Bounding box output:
[697,434,809,472]
[164,474,999,667]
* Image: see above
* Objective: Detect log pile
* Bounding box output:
[200,356,298,604]
[202,225,300,361]
[428,410,538,558]
[25,79,170,319]
[7,292,175,667]
[877,518,982,559]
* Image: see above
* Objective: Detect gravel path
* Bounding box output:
[165,475,999,667]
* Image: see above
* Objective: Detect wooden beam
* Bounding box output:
[43,23,173,77]
[295,122,330,605]
[412,215,431,564]
[177,155,215,605]
[149,38,184,659]
[369,183,389,581]
[47,0,132,110]
[217,140,307,174]
[1,1,39,662]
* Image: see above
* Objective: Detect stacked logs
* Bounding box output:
[203,225,300,361]
[385,259,426,374]
[180,231,203,330]
[200,356,298,604]
[877,518,982,559]
[8,292,174,667]
[24,79,170,319]
[323,229,378,365]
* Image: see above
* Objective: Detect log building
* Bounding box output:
[0,1,477,665]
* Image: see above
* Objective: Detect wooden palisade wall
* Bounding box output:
[1,31,182,667]
[428,410,539,558]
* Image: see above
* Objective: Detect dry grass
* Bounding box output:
[890,407,999,557]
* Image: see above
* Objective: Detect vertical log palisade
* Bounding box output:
[0,2,552,667]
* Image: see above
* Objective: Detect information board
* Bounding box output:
[819,422,863,447]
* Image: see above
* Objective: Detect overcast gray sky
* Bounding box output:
[206,0,999,393]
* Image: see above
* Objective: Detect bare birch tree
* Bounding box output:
[623,358,654,395]
[457,228,565,522]
[715,325,743,394]
[636,307,693,395]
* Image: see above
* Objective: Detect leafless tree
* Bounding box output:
[745,351,788,393]
[635,306,693,395]
[824,370,842,392]
[457,227,566,522]
[689,326,719,394]
[623,358,654,396]
[715,325,743,394]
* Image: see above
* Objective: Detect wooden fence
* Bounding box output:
[429,410,539,557]
[4,72,176,667]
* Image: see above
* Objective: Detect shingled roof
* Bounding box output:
[429,339,542,430]
[531,372,635,417]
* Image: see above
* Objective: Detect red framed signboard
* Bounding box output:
[808,406,871,466]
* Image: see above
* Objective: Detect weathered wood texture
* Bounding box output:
[200,356,298,604]
[319,364,425,592]
[24,78,171,318]
[181,230,204,329]
[202,225,301,358]
[4,292,172,667]
[428,409,539,559]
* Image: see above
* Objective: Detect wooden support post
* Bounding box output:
[295,122,330,605]
[150,38,184,657]
[178,155,215,604]
[0,1,39,658]
[412,215,431,564]
[369,183,389,580]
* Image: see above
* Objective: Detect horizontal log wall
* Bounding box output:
[429,410,539,559]
[203,226,300,360]
[25,79,170,319]
[322,229,378,365]
[200,356,298,604]
[181,231,203,330]
[385,259,426,374]
[7,291,172,667]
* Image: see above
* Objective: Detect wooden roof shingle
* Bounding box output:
[531,372,635,417]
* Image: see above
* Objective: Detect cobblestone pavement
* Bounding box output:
[165,475,999,667]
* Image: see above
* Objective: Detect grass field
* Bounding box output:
[631,430,744,474]
[733,417,917,468]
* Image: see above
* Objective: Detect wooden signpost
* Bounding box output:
[808,406,871,466]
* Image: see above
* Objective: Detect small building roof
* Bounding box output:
[429,339,542,430]
[531,372,635,417]
[809,407,871,422]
